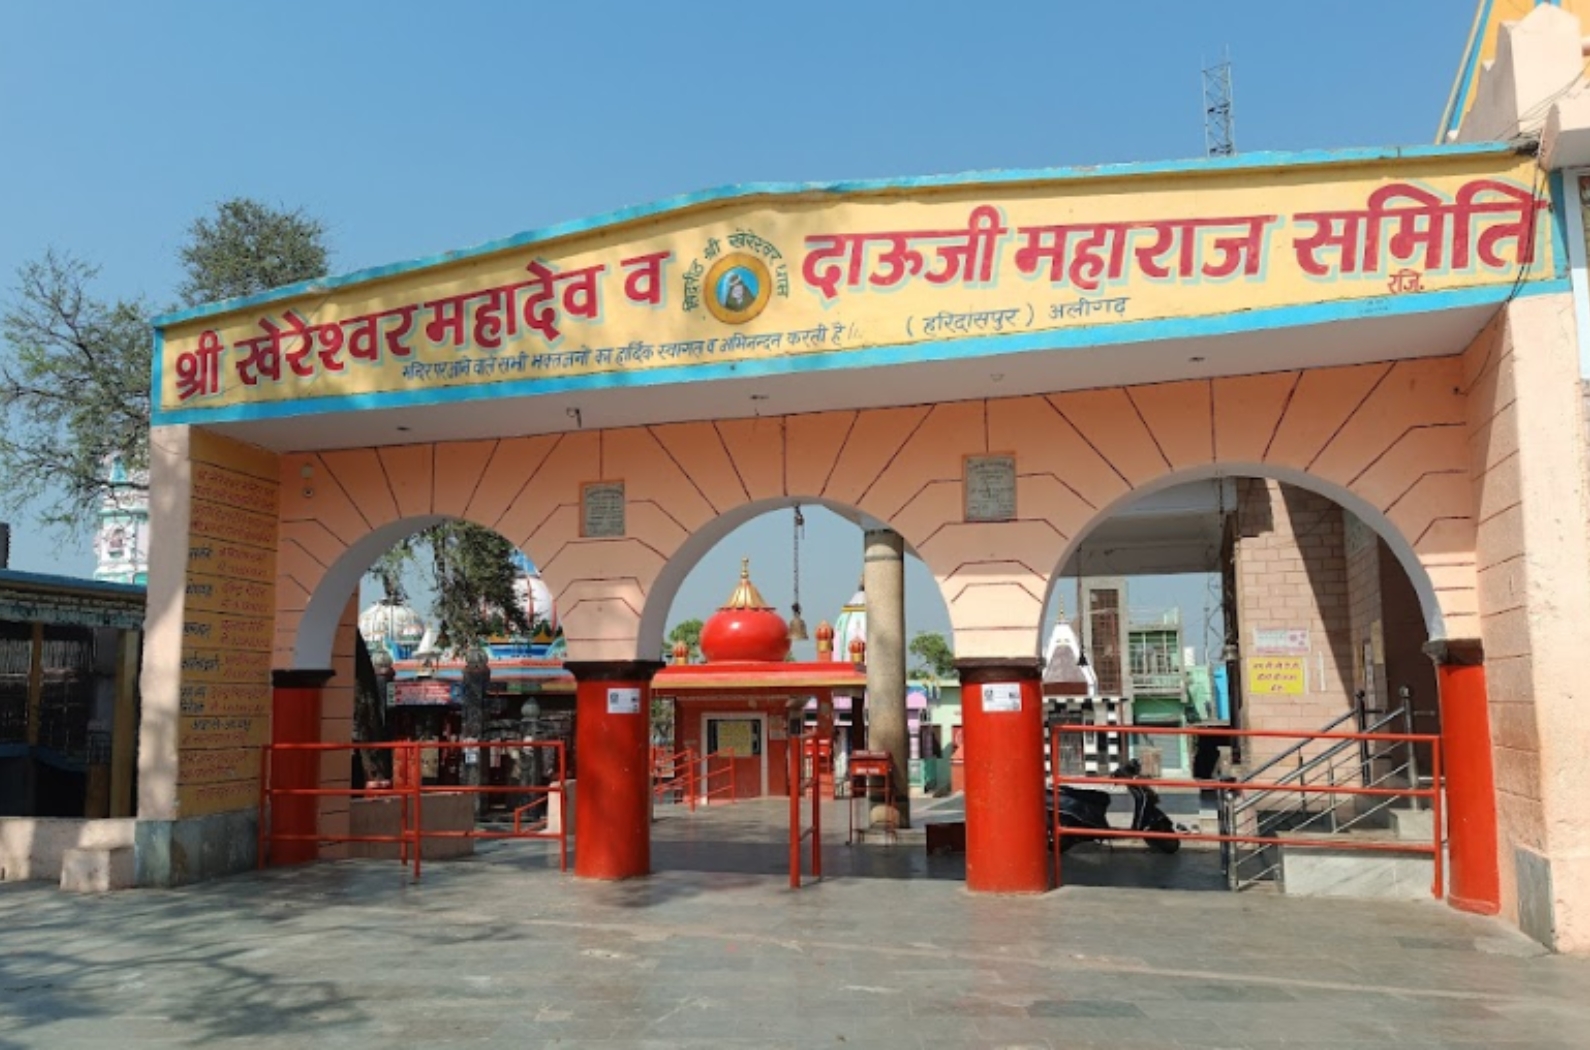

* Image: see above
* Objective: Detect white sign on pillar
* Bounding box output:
[981,683,1022,713]
[607,688,642,714]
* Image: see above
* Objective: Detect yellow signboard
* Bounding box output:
[155,150,1556,421]
[177,431,280,818]
[1247,657,1306,696]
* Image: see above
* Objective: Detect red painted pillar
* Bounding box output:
[570,661,660,879]
[1428,640,1501,915]
[957,659,1049,893]
[270,670,329,866]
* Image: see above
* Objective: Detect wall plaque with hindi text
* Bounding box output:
[964,455,1016,522]
[582,481,626,538]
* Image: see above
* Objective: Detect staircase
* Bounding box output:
[1221,697,1429,893]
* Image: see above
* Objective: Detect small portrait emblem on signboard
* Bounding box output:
[704,253,772,324]
[682,230,791,323]
[581,481,626,538]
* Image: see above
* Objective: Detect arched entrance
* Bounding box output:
[132,143,1554,928]
[1042,470,1454,896]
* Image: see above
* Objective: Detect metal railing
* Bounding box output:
[788,730,823,889]
[652,746,698,810]
[1226,700,1422,890]
[258,739,569,879]
[701,750,738,804]
[1048,724,1443,899]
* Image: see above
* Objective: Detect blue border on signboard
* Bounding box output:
[152,277,1570,428]
[151,141,1527,330]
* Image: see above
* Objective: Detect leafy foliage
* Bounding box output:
[177,198,329,306]
[375,522,533,648]
[666,618,705,663]
[0,252,152,531]
[908,630,956,679]
[0,199,330,535]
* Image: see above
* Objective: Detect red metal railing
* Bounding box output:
[652,746,698,810]
[701,750,737,804]
[258,739,569,879]
[1048,723,1443,898]
[788,730,823,889]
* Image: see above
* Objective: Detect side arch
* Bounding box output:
[1042,463,1451,645]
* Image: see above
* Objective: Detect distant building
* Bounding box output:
[93,458,148,587]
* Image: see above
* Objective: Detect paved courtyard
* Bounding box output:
[1,799,1587,1049]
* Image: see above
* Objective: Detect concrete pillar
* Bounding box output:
[269,670,330,866]
[957,658,1049,893]
[1425,639,1501,916]
[569,660,660,879]
[864,528,909,828]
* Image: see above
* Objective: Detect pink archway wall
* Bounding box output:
[279,354,1476,675]
[271,353,1479,877]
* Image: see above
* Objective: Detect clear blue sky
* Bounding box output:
[0,1,1477,652]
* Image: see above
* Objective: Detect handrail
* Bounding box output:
[1049,723,1443,901]
[1237,706,1364,784]
[788,730,822,889]
[652,746,698,810]
[701,750,738,805]
[1232,707,1409,817]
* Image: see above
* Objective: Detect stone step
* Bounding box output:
[59,846,135,893]
[1278,842,1442,901]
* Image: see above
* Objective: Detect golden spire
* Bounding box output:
[722,557,773,610]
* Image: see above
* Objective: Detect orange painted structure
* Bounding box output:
[1432,648,1500,914]
[259,739,569,879]
[571,664,655,879]
[961,663,1049,893]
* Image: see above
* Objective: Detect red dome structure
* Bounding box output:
[699,558,791,664]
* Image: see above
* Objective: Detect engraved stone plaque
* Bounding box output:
[582,481,626,537]
[964,455,1016,522]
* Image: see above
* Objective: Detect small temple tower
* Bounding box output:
[93,457,150,586]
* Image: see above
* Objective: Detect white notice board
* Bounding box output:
[607,687,641,714]
[982,683,1022,713]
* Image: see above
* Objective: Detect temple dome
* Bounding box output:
[832,582,866,660]
[359,600,427,657]
[699,558,791,663]
[510,550,558,631]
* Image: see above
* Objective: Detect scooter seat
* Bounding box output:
[1059,786,1112,809]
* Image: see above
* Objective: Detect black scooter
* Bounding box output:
[1049,758,1180,854]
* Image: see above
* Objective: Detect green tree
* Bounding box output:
[0,251,152,531]
[369,522,534,649]
[426,523,533,646]
[177,198,329,305]
[666,618,705,663]
[908,631,956,680]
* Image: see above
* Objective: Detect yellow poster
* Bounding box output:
[155,150,1555,422]
[713,720,756,758]
[1247,657,1306,696]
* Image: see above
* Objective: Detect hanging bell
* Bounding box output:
[788,603,809,642]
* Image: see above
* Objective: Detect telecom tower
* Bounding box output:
[1203,51,1235,158]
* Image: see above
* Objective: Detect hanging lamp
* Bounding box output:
[787,505,809,641]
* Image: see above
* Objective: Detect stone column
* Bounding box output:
[1424,639,1500,916]
[864,528,909,828]
[269,670,331,866]
[568,660,661,879]
[956,658,1048,893]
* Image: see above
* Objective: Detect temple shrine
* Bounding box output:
[652,559,865,802]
